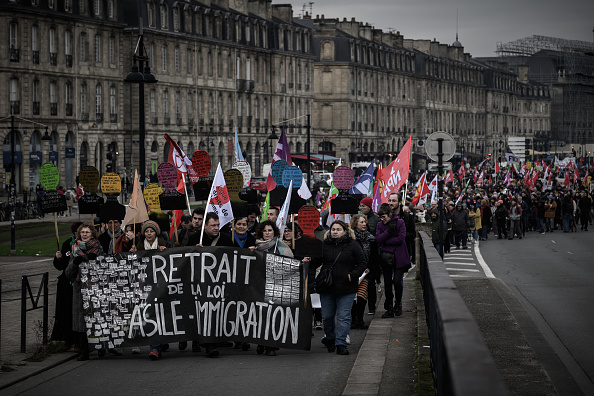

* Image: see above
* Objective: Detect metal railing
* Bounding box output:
[418,231,508,396]
[21,272,49,353]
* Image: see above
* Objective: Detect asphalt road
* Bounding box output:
[479,229,594,395]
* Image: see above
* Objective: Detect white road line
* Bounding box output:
[551,240,556,244]
[568,251,574,255]
[447,268,480,272]
[445,262,477,266]
[474,241,495,279]
[28,258,53,263]
[444,257,475,261]
[449,274,476,278]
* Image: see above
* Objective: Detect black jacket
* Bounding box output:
[188,231,234,247]
[313,235,366,295]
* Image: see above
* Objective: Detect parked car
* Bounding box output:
[250,176,267,192]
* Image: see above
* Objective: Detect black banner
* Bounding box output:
[41,191,68,213]
[80,246,312,350]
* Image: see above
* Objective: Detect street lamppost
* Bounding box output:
[124,19,157,185]
[269,114,312,189]
[267,126,279,164]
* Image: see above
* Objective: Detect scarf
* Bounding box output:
[144,238,159,250]
[256,237,278,253]
[107,228,123,254]
[72,238,101,258]
[354,229,374,262]
[234,231,249,248]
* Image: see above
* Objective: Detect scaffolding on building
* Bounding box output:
[496,35,594,57]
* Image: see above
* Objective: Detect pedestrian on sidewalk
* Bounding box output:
[451,203,469,249]
[349,214,375,329]
[376,203,411,318]
[65,223,103,361]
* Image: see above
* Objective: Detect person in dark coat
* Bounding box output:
[451,202,469,249]
[376,203,411,318]
[480,199,492,241]
[51,221,83,351]
[309,220,366,356]
[494,200,509,239]
[578,191,591,231]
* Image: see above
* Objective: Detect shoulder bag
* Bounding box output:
[315,246,345,294]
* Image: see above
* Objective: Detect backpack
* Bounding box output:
[66,191,71,200]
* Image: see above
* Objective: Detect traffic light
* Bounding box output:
[107,152,113,161]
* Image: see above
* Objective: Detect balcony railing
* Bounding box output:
[305,84,310,91]
[188,117,194,126]
[237,117,243,128]
[32,51,39,64]
[10,48,20,62]
[255,119,260,128]
[95,113,103,122]
[81,112,89,121]
[236,79,255,92]
[297,83,302,90]
[289,83,294,89]
[66,103,73,116]
[50,52,57,66]
[50,103,58,116]
[264,119,269,128]
[110,113,117,123]
[176,116,182,126]
[66,54,73,68]
[33,101,40,115]
[163,115,170,125]
[280,83,286,93]
[151,116,158,125]
[10,101,20,115]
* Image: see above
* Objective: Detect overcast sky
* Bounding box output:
[289,0,594,57]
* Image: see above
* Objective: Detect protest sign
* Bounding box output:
[232,161,252,188]
[282,166,303,190]
[271,160,288,185]
[78,194,104,214]
[297,205,319,235]
[144,183,164,212]
[41,190,67,213]
[224,169,244,202]
[79,166,100,193]
[191,150,211,177]
[39,163,59,191]
[157,162,178,191]
[101,173,121,195]
[99,199,126,222]
[159,190,187,210]
[80,247,312,350]
[332,166,354,190]
[193,178,211,201]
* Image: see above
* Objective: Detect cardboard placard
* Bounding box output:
[193,178,211,201]
[99,200,126,222]
[39,163,59,191]
[159,190,187,210]
[333,166,355,190]
[271,160,288,184]
[231,201,249,218]
[239,187,258,204]
[295,235,324,258]
[289,190,306,215]
[330,192,359,214]
[191,150,211,177]
[78,194,104,214]
[232,161,252,188]
[101,172,121,195]
[269,186,288,208]
[144,183,163,211]
[297,205,320,235]
[224,169,243,202]
[79,166,100,193]
[282,166,303,190]
[157,162,178,191]
[41,191,67,213]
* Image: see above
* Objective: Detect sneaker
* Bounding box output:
[314,320,323,330]
[346,334,351,345]
[382,310,394,318]
[336,345,350,355]
[376,284,382,294]
[368,310,375,315]
[132,346,141,354]
[161,343,170,352]
[179,341,187,351]
[395,304,403,316]
[321,337,336,352]
[149,349,160,360]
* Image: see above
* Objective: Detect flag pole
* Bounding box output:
[182,173,192,216]
[199,166,216,246]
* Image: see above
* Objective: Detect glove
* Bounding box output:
[73,256,83,266]
[87,253,97,260]
[387,223,398,235]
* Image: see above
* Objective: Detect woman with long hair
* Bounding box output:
[349,214,373,329]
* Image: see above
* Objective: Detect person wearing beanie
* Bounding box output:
[359,197,379,235]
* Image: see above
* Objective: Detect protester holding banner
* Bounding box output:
[65,223,103,361]
[114,223,140,253]
[349,214,375,329]
[51,221,83,352]
[98,219,123,254]
[233,217,257,249]
[312,220,366,356]
[188,212,233,248]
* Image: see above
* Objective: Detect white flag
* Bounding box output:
[298,177,312,200]
[205,163,234,228]
[276,180,292,235]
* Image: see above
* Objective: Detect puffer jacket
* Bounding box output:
[468,208,482,230]
[313,232,366,295]
[451,208,469,231]
[376,213,411,270]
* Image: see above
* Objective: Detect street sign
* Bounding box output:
[425,131,456,162]
[428,162,452,171]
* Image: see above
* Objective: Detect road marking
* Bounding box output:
[474,241,495,279]
[28,258,53,263]
[551,240,556,244]
[567,251,573,255]
[447,268,480,272]
[444,257,475,261]
[445,262,477,266]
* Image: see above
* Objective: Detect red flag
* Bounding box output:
[411,172,431,206]
[379,137,411,203]
[574,167,580,184]
[564,170,570,187]
[266,128,292,191]
[583,168,589,186]
[164,133,193,178]
[458,162,466,181]
[445,170,454,184]
[495,161,500,175]
[169,178,186,239]
[473,168,478,183]
[477,171,484,186]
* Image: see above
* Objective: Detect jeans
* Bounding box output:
[320,292,356,347]
[471,229,479,241]
[380,263,406,311]
[562,213,571,232]
[536,216,545,233]
[545,217,554,231]
[454,229,467,247]
[481,225,490,239]
[510,220,521,238]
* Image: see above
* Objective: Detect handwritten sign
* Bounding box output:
[224,169,243,202]
[39,163,59,191]
[193,178,211,201]
[159,190,187,210]
[78,194,104,214]
[282,166,303,190]
[191,151,211,177]
[297,205,319,235]
[99,200,126,222]
[271,160,288,184]
[333,166,354,190]
[232,161,252,188]
[79,166,100,193]
[144,183,163,212]
[41,190,67,213]
[157,162,178,191]
[101,173,121,195]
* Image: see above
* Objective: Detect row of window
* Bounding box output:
[25,0,117,19]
